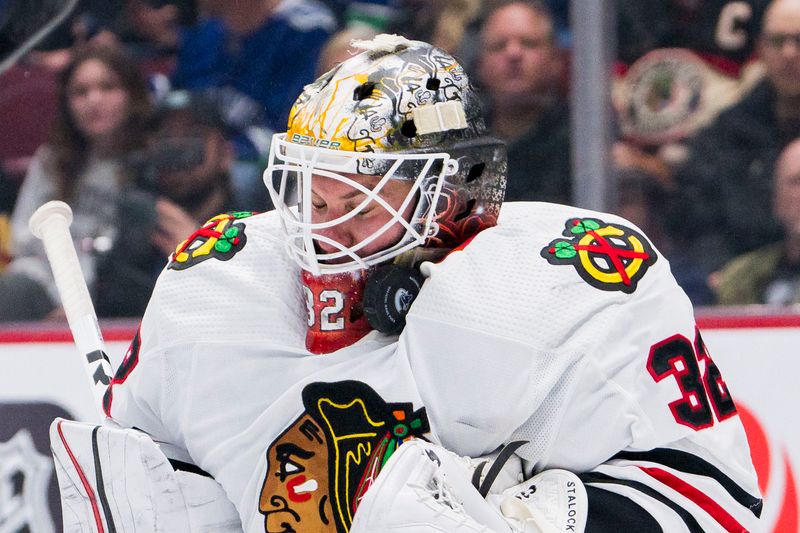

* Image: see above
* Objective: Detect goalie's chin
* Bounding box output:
[317,254,357,266]
[313,242,371,267]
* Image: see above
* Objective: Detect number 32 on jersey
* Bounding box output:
[648,327,738,430]
[304,286,345,330]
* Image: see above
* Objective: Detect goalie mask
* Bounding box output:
[264,34,507,353]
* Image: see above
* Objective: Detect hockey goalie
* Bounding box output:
[47,34,761,533]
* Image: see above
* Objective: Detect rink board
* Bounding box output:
[0,316,797,531]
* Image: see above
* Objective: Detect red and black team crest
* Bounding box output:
[541,217,657,293]
[167,211,256,270]
[259,381,429,533]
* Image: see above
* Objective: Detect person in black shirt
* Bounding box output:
[475,0,571,204]
[714,137,800,304]
[667,0,800,297]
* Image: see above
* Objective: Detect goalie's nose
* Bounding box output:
[315,223,355,254]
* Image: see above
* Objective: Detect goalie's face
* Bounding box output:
[265,135,446,275]
[310,172,416,261]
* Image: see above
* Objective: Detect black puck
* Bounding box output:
[363,265,425,335]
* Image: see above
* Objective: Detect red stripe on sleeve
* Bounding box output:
[639,466,747,533]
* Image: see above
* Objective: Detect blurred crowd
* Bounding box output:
[1,0,800,321]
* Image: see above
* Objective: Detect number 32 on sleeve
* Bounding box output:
[647,327,738,430]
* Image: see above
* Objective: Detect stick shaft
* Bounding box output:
[29,201,113,418]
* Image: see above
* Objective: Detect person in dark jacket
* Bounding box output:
[714,137,800,305]
[667,0,800,297]
[475,0,571,204]
[94,90,238,317]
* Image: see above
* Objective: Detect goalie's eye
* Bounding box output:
[311,192,326,211]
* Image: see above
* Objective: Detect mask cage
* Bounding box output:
[265,133,456,274]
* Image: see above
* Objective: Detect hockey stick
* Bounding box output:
[29,200,113,419]
[0,0,80,75]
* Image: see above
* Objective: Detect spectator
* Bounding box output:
[316,25,378,75]
[115,0,196,59]
[612,0,775,191]
[482,0,570,48]
[714,138,800,305]
[323,0,397,32]
[172,0,335,149]
[666,0,800,299]
[617,0,770,75]
[22,0,124,71]
[0,44,151,321]
[94,89,238,317]
[170,0,335,210]
[611,47,761,187]
[476,0,570,203]
[612,1,771,196]
[21,0,196,70]
[389,0,481,60]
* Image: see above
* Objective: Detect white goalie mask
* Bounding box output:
[265,34,507,275]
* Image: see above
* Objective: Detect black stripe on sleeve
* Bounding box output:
[612,448,762,517]
[579,472,704,533]
[584,484,663,533]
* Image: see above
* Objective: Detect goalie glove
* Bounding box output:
[49,418,243,533]
[351,439,515,532]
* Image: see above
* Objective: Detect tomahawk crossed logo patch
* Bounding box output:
[541,217,657,293]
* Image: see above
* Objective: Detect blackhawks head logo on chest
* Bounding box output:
[541,217,657,293]
[259,381,429,533]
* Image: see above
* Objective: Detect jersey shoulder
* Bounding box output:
[403,202,690,455]
[411,201,688,353]
[472,201,669,296]
[140,210,306,350]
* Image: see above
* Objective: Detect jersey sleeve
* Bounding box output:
[402,202,761,531]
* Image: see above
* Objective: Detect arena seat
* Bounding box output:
[0,64,59,181]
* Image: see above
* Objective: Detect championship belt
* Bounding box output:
[614,48,748,146]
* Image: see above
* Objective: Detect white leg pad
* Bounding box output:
[49,417,243,533]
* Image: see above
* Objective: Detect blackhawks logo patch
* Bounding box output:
[541,217,657,293]
[168,211,256,270]
[259,381,429,533]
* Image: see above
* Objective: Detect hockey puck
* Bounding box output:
[363,265,425,335]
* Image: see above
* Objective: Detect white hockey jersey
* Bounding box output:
[106,202,762,532]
